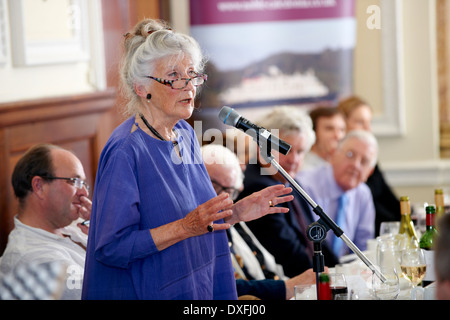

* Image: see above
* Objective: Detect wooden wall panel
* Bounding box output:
[0,0,162,255]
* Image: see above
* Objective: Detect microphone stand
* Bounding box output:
[258,147,387,292]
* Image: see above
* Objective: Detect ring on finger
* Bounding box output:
[269,200,274,207]
[207,225,214,232]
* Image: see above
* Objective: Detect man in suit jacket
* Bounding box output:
[201,143,317,300]
[236,107,339,278]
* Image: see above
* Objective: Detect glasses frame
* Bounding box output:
[210,179,240,201]
[145,74,208,90]
[41,176,89,192]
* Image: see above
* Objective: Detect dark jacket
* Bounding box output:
[366,164,401,237]
[237,162,338,278]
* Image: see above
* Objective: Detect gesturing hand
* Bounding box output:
[181,193,233,236]
[227,184,293,225]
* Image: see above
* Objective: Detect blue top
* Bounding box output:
[82,116,237,300]
[297,164,375,257]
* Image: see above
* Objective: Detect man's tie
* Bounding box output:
[333,193,348,256]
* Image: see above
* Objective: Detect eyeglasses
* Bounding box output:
[344,150,372,168]
[145,74,207,90]
[211,179,240,201]
[41,176,89,192]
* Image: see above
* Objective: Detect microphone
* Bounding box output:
[218,106,291,155]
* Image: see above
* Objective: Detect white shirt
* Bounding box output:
[296,164,375,257]
[0,216,87,299]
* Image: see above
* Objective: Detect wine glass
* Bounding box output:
[329,273,348,300]
[371,266,400,300]
[401,248,427,288]
[379,221,400,236]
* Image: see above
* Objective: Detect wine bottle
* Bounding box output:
[318,273,332,300]
[435,188,445,219]
[419,205,438,286]
[399,196,419,247]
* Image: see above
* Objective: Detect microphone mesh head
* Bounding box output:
[218,106,240,126]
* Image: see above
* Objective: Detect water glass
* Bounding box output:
[376,234,406,272]
[376,236,398,270]
[379,221,400,236]
[294,284,316,300]
[371,266,400,300]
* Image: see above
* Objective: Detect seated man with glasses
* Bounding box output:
[0,143,91,299]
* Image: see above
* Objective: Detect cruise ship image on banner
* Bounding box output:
[219,65,333,108]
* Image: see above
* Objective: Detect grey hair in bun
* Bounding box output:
[120,19,207,116]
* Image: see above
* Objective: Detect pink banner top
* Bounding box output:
[190,0,355,25]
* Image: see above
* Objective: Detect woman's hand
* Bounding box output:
[150,193,233,251]
[226,184,293,225]
[181,193,234,237]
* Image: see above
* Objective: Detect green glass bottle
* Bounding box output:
[419,205,438,286]
[399,196,419,247]
[420,205,438,249]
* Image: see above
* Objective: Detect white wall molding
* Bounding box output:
[382,160,450,187]
[372,0,406,137]
[0,0,7,65]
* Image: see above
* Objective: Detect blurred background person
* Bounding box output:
[302,105,346,171]
[237,106,339,278]
[297,130,378,258]
[337,96,373,132]
[202,143,318,300]
[338,95,400,237]
[0,143,91,299]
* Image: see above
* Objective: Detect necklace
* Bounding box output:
[139,113,178,146]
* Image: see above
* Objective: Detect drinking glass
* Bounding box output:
[376,235,398,271]
[371,266,400,300]
[294,284,316,300]
[379,221,400,236]
[376,233,407,273]
[329,273,348,300]
[401,248,427,288]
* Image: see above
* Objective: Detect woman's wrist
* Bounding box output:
[224,204,240,225]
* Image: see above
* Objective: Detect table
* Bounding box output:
[331,248,436,300]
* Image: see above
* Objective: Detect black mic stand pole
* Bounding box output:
[258,146,387,287]
[306,221,328,299]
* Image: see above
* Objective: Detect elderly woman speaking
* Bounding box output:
[81,19,293,300]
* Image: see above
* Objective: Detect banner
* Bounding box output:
[190,0,356,111]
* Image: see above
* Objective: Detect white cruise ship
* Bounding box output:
[219,65,330,107]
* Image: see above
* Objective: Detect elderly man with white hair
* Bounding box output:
[201,144,317,300]
[237,106,339,277]
[297,130,378,258]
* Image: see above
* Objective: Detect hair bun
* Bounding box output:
[123,19,172,45]
[136,19,172,38]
